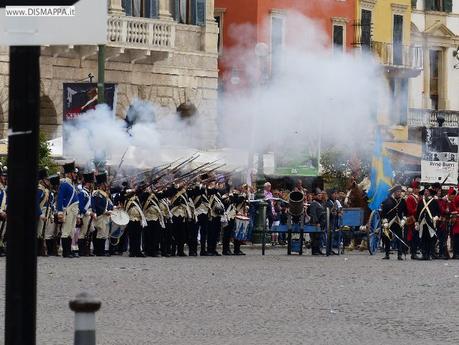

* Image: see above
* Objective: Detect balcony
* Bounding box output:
[371,41,423,77]
[407,108,459,128]
[107,15,175,51]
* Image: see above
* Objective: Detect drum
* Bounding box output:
[235,215,250,241]
[111,209,130,226]
[110,209,129,245]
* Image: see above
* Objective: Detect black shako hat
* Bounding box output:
[49,174,60,187]
[63,161,76,174]
[83,171,95,184]
[95,172,107,185]
[38,167,49,180]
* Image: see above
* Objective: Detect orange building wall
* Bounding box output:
[215,0,356,90]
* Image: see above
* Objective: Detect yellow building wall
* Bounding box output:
[357,0,412,45]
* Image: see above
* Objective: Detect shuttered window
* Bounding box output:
[145,0,158,18]
[333,25,344,52]
[393,15,403,65]
[191,0,206,26]
[122,0,132,16]
[361,9,372,50]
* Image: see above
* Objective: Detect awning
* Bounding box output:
[383,142,421,159]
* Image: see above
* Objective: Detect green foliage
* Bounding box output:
[320,146,371,190]
[38,133,58,174]
[0,133,58,174]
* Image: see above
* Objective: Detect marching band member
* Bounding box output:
[416,188,440,261]
[91,172,113,257]
[57,162,79,258]
[78,172,95,256]
[381,185,407,260]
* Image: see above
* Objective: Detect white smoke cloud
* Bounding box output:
[63,11,390,175]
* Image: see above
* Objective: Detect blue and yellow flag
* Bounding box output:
[367,128,393,211]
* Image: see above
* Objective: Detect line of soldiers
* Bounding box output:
[32,161,249,258]
[381,181,459,260]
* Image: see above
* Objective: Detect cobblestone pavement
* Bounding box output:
[0,247,459,345]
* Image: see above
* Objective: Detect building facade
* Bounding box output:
[0,0,219,148]
[355,0,422,131]
[409,0,459,131]
[214,0,356,92]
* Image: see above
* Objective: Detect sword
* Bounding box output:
[385,226,410,249]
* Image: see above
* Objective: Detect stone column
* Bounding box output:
[422,44,431,109]
[439,47,449,110]
[108,0,125,15]
[203,0,218,54]
[159,0,173,20]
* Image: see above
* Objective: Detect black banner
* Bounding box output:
[63,83,116,121]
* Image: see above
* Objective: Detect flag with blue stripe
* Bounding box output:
[367,129,393,211]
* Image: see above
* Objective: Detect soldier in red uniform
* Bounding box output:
[451,191,459,259]
[437,188,455,259]
[406,181,420,260]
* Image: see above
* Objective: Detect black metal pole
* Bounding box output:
[5,46,40,345]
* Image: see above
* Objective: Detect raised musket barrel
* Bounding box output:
[288,191,304,216]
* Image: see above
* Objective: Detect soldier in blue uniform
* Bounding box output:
[0,166,7,257]
[78,171,95,256]
[47,174,60,256]
[57,161,80,258]
[37,167,51,256]
[91,172,113,256]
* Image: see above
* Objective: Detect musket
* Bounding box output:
[176,159,221,180]
[170,154,200,174]
[84,216,94,257]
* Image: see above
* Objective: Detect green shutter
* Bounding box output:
[411,0,417,9]
[191,0,206,26]
[122,0,132,16]
[173,0,180,21]
[424,0,434,10]
[444,0,453,12]
[145,0,158,18]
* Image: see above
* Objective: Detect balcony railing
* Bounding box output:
[371,41,423,70]
[107,15,175,50]
[408,108,459,127]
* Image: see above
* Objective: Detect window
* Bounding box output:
[173,0,206,26]
[430,50,440,110]
[214,9,225,55]
[122,0,159,18]
[425,0,453,12]
[361,9,372,50]
[389,78,409,125]
[393,15,403,65]
[271,15,284,78]
[333,25,344,52]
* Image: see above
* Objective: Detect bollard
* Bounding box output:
[69,292,101,345]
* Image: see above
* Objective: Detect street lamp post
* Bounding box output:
[252,42,269,244]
